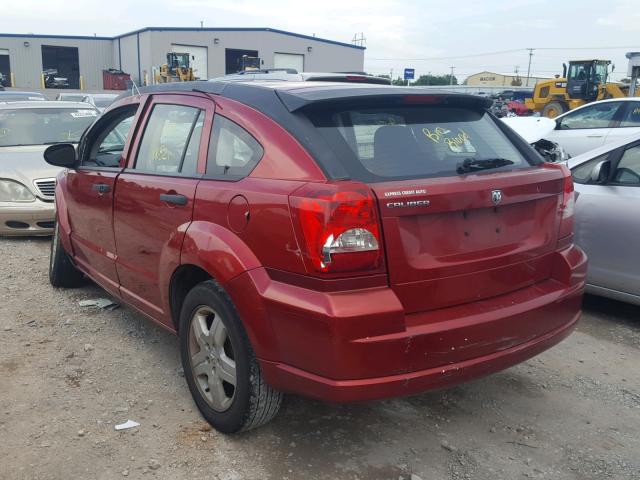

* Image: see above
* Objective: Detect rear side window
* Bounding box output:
[206,115,263,178]
[307,106,529,179]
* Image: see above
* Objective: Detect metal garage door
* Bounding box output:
[0,49,10,87]
[171,45,208,80]
[274,53,304,73]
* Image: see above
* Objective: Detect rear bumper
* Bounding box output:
[0,200,55,236]
[261,308,579,402]
[226,244,586,402]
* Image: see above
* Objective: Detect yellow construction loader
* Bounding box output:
[525,60,631,118]
[155,52,195,83]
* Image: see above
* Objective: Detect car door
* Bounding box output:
[602,101,640,145]
[113,94,212,325]
[572,140,640,298]
[65,102,141,296]
[550,101,624,157]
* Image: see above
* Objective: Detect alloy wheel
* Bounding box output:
[188,305,237,412]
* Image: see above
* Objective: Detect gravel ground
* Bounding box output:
[1,237,639,480]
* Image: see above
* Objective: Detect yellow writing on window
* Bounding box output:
[422,127,472,151]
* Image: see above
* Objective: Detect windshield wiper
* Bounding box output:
[456,157,514,174]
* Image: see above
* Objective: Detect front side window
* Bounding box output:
[206,115,263,177]
[620,103,640,128]
[558,102,621,130]
[568,62,589,81]
[83,109,136,168]
[571,153,609,184]
[613,145,640,185]
[308,106,528,179]
[134,104,204,175]
[0,107,98,147]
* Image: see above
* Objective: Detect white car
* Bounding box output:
[544,98,640,157]
[502,116,569,162]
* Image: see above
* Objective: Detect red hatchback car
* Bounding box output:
[45,81,587,433]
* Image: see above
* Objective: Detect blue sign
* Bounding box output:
[404,68,415,80]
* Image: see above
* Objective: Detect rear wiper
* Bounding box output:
[456,157,514,174]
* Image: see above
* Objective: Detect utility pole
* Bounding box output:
[351,33,366,47]
[449,66,455,85]
[526,48,534,87]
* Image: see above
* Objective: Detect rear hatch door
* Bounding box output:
[302,95,564,314]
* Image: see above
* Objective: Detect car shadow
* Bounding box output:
[582,294,640,326]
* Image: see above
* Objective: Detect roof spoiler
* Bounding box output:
[275,87,493,112]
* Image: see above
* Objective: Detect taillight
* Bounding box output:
[543,163,574,245]
[289,182,383,274]
[559,172,575,239]
[555,164,575,240]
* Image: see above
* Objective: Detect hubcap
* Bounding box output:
[188,305,236,412]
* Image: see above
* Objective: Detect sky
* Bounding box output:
[2,0,639,82]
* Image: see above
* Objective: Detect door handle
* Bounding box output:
[586,134,603,138]
[160,193,188,206]
[92,183,110,194]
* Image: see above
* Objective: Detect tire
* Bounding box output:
[542,101,567,118]
[49,221,84,288]
[179,280,282,433]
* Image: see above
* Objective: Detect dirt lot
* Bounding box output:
[1,237,639,480]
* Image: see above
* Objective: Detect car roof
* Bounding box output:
[0,100,97,110]
[568,131,640,169]
[122,80,491,111]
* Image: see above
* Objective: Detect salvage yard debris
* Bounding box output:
[78,298,120,310]
[114,420,140,431]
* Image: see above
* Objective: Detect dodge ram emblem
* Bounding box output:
[491,190,503,206]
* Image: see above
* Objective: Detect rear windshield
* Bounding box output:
[0,107,98,146]
[307,106,531,180]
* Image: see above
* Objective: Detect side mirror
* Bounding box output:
[590,160,610,184]
[44,143,77,168]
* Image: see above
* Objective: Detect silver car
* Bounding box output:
[0,101,99,235]
[569,132,640,305]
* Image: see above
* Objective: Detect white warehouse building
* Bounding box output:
[0,27,366,91]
